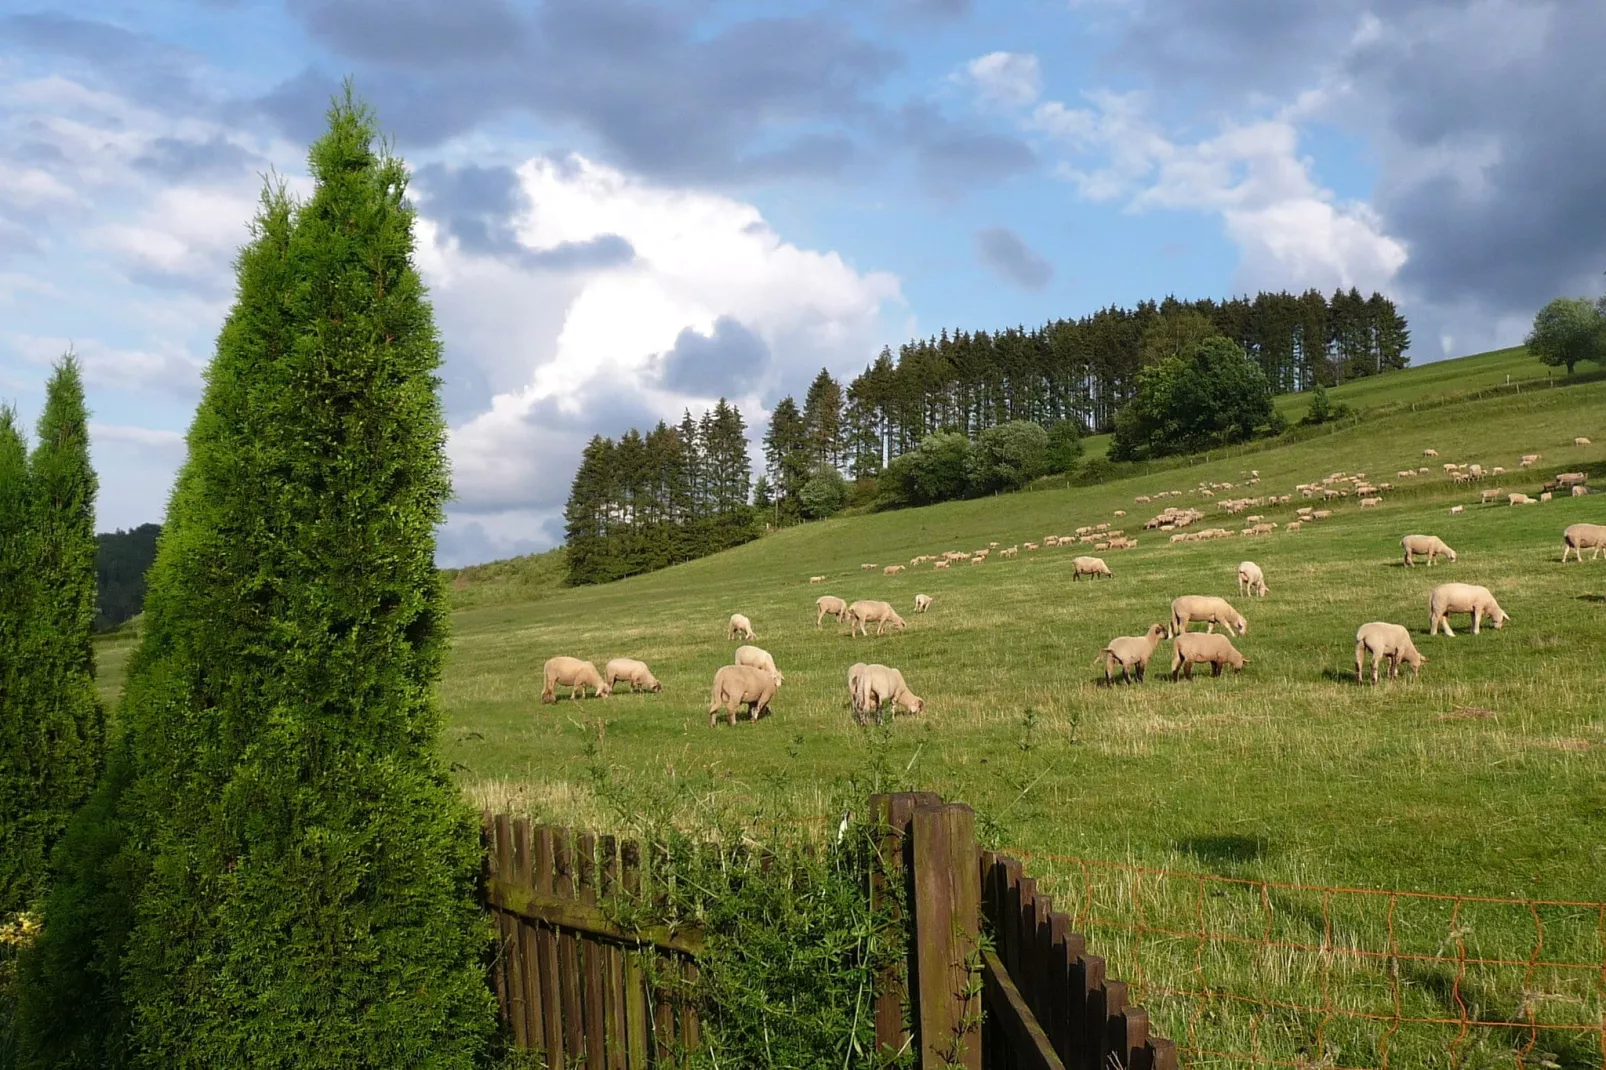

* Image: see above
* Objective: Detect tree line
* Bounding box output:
[6,95,494,1067]
[563,399,760,586]
[94,523,161,631]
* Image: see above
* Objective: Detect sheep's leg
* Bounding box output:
[1206,621,1216,634]
[1471,608,1481,635]
[1211,661,1223,677]
[1184,662,1195,680]
[1355,643,1365,684]
[1372,649,1384,684]
[1562,544,1573,562]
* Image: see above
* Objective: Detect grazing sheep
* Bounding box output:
[1576,437,1592,445]
[1359,497,1382,508]
[1573,485,1589,498]
[1428,583,1510,637]
[1423,448,1438,457]
[708,664,780,727]
[1401,534,1458,567]
[1092,623,1167,684]
[1236,561,1268,598]
[861,563,878,570]
[541,657,612,704]
[1169,596,1248,638]
[1562,523,1606,562]
[734,644,784,683]
[727,613,757,641]
[1286,521,1303,531]
[1169,632,1248,680]
[1480,488,1504,504]
[1508,493,1535,506]
[1071,555,1112,580]
[855,663,925,722]
[914,593,933,613]
[809,575,826,584]
[604,658,662,694]
[883,564,905,576]
[932,560,950,570]
[847,600,908,637]
[1354,622,1427,684]
[1540,492,1553,502]
[847,662,868,712]
[1450,505,1464,514]
[816,595,849,627]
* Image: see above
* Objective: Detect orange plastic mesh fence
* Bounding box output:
[1004,849,1606,1070]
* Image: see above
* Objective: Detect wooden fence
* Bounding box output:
[482,793,1177,1068]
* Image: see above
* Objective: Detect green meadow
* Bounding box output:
[93,349,1606,1066]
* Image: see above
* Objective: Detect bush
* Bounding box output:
[1044,419,1085,474]
[1110,336,1285,460]
[1299,382,1352,426]
[966,420,1048,494]
[798,464,849,519]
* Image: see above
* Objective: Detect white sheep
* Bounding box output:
[1562,523,1606,562]
[708,664,780,727]
[603,658,662,694]
[1576,437,1592,446]
[854,663,925,722]
[883,564,905,576]
[914,593,933,613]
[541,656,612,704]
[1423,448,1439,457]
[1170,632,1248,680]
[1092,623,1167,684]
[727,613,757,641]
[1508,493,1535,506]
[1169,596,1248,638]
[816,595,849,627]
[1428,583,1510,637]
[734,644,784,684]
[1354,622,1426,684]
[1401,534,1457,567]
[1236,561,1268,598]
[1071,555,1112,580]
[809,575,826,584]
[1449,505,1464,514]
[847,600,907,637]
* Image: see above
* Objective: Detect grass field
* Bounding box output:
[91,349,1606,1066]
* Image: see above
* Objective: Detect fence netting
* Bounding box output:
[1006,850,1605,1069]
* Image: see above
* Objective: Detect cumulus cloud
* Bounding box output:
[10,335,207,396]
[958,52,1043,109]
[432,153,901,545]
[974,227,1053,290]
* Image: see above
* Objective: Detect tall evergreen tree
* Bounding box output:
[801,368,845,469]
[21,94,494,1067]
[0,406,38,921]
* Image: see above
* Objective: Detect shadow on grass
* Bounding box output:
[1173,834,1269,865]
[1577,594,1606,604]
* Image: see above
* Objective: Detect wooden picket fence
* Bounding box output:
[482,792,1176,1068]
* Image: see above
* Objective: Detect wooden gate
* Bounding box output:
[484,794,1177,1068]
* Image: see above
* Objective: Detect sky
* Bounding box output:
[2,0,1603,566]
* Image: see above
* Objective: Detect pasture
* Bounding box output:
[92,357,1606,1065]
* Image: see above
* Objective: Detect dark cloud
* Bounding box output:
[899,103,1038,194]
[412,163,636,270]
[267,0,900,183]
[974,226,1053,290]
[131,136,262,181]
[434,519,543,568]
[654,318,771,396]
[3,13,207,110]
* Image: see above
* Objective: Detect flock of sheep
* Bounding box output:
[537,441,1601,727]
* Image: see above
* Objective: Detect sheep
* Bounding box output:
[1428,583,1510,637]
[1521,453,1541,466]
[1450,505,1464,514]
[1359,497,1382,508]
[883,564,905,576]
[1562,523,1606,562]
[708,664,780,727]
[1170,632,1248,680]
[854,663,925,722]
[914,593,933,613]
[604,658,662,694]
[541,656,612,704]
[1286,521,1303,531]
[1236,561,1268,598]
[847,662,868,711]
[1577,437,1593,445]
[734,644,784,683]
[815,595,849,627]
[1480,488,1504,504]
[1401,534,1457,567]
[1572,485,1588,497]
[1071,555,1111,581]
[861,563,878,570]
[1508,493,1535,506]
[1354,622,1426,684]
[1540,492,1553,502]
[1092,623,1167,684]
[809,575,825,584]
[1169,596,1248,638]
[1423,448,1438,457]
[932,560,950,570]
[727,613,757,641]
[847,600,907,637]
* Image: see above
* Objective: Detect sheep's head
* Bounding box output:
[1491,609,1509,629]
[598,682,613,698]
[651,679,664,693]
[1233,618,1249,635]
[906,695,926,715]
[1445,549,1458,562]
[1147,623,1167,640]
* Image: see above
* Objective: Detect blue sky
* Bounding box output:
[3,0,1603,564]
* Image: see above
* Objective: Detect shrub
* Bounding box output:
[1044,419,1085,474]
[967,420,1049,494]
[798,464,849,519]
[1110,336,1285,460]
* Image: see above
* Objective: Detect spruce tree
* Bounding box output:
[23,94,493,1067]
[0,406,38,920]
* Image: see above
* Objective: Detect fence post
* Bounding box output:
[911,802,982,1069]
[871,791,941,1061]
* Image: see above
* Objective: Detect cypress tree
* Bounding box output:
[23,95,493,1067]
[0,406,38,920]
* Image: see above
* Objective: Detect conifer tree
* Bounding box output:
[801,368,845,469]
[22,94,493,1067]
[0,406,38,920]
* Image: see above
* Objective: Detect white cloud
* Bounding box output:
[957,52,1043,110]
[10,334,206,395]
[91,186,262,290]
[432,154,901,550]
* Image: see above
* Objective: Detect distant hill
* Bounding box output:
[96,523,161,632]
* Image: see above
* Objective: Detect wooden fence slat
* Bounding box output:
[1120,1006,1152,1070]
[554,829,586,1062]
[1150,1036,1179,1070]
[911,803,982,1070]
[493,814,529,1051]
[1016,877,1040,1028]
[680,958,701,1055]
[621,840,649,1069]
[512,820,546,1054]
[981,948,1068,1070]
[870,791,938,1061]
[577,832,606,1070]
[601,836,627,1070]
[1103,979,1129,1070]
[484,815,510,1029]
[1058,930,1087,1061]
[1031,892,1052,1031]
[1078,953,1107,1070]
[534,826,565,1063]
